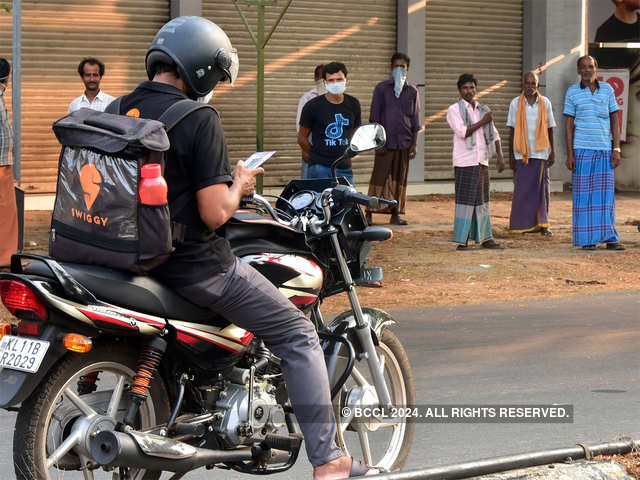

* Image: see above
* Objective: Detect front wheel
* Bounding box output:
[335,328,415,471]
[13,344,170,480]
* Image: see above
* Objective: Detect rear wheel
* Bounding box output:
[13,344,170,480]
[335,329,416,471]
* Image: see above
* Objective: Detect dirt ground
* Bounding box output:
[3,191,640,320]
[323,191,640,314]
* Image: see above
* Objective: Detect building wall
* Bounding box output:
[522,0,585,187]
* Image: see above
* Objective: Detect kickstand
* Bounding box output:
[168,473,187,480]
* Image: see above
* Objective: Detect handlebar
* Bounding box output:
[331,185,397,210]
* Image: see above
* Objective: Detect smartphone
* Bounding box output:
[244,151,276,169]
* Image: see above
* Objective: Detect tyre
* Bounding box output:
[335,328,416,471]
[13,344,171,480]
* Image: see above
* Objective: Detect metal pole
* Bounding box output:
[367,439,637,480]
[256,3,264,192]
[12,0,21,183]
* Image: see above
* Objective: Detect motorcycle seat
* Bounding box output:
[24,261,222,324]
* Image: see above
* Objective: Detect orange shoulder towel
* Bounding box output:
[513,91,550,164]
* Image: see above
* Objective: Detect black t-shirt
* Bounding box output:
[593,14,640,69]
[299,94,361,168]
[115,81,235,286]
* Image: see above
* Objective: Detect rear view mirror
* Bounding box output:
[349,123,386,153]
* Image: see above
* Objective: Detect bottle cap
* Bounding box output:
[141,163,162,179]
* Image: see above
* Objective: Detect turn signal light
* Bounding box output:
[62,334,92,353]
[0,322,11,341]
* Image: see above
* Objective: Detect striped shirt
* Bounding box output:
[563,81,619,151]
[0,95,12,167]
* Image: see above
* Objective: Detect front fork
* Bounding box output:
[328,231,392,408]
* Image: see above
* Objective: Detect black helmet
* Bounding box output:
[0,58,10,81]
[146,16,238,97]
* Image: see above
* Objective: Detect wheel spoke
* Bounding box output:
[46,429,82,468]
[351,366,370,388]
[107,375,127,419]
[357,428,373,466]
[64,387,98,417]
[79,454,95,480]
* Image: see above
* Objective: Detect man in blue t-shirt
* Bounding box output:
[564,55,624,250]
[298,62,361,185]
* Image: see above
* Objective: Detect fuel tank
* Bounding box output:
[240,254,323,310]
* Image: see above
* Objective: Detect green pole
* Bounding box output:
[234,0,293,193]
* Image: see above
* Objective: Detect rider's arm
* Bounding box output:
[298,125,312,155]
[196,161,263,231]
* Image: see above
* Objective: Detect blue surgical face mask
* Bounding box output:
[392,66,407,98]
[325,81,346,95]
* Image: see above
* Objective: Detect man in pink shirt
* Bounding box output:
[446,73,505,250]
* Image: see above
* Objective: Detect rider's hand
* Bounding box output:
[233,160,264,197]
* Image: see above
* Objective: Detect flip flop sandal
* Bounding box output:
[456,244,469,251]
[349,458,388,477]
[481,240,504,249]
[582,245,597,251]
[606,242,625,251]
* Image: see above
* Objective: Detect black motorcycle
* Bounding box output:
[0,123,415,479]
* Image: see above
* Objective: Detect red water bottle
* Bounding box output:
[139,164,168,205]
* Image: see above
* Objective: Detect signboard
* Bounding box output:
[597,69,629,141]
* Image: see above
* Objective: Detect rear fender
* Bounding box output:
[0,324,69,408]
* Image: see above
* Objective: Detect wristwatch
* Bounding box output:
[613,147,621,153]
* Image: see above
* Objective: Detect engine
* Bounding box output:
[212,380,286,446]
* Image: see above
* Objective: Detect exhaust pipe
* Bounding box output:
[91,430,253,473]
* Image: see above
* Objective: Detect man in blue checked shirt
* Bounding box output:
[564,55,624,251]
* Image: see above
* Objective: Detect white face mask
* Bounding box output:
[392,66,407,98]
[197,91,214,104]
[325,81,346,95]
[0,82,6,96]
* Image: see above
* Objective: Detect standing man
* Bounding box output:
[105,17,380,480]
[365,52,421,226]
[0,58,17,269]
[298,62,361,185]
[68,57,115,113]
[296,64,324,179]
[506,71,556,236]
[446,73,505,250]
[564,55,624,250]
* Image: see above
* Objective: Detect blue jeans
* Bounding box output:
[301,156,309,179]
[307,163,353,185]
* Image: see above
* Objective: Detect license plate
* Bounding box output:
[0,335,50,373]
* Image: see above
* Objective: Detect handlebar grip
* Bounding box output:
[345,191,379,209]
[378,198,397,208]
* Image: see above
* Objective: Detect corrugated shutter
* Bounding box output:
[202,0,396,187]
[0,2,12,143]
[424,0,522,179]
[19,0,169,193]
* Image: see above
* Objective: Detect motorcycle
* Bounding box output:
[0,122,415,479]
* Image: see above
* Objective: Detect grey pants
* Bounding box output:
[176,257,344,467]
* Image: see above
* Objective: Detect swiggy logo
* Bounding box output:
[80,164,102,210]
[71,164,109,227]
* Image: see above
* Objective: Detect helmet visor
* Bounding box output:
[227,48,239,84]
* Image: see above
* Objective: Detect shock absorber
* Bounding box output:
[123,337,167,426]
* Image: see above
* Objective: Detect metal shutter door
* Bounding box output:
[202,0,396,187]
[0,3,12,138]
[424,0,522,179]
[19,0,169,193]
